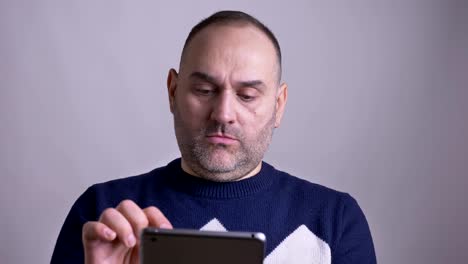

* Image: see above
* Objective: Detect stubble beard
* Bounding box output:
[174,110,276,182]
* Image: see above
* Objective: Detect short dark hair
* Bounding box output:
[180,10,282,80]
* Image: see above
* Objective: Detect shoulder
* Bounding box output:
[267,163,368,226]
[268,164,375,251]
[268,163,350,203]
[94,165,166,189]
[80,160,179,209]
[89,165,165,193]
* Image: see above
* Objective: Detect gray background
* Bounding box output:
[1,0,467,263]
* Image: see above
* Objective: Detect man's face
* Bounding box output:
[168,24,287,182]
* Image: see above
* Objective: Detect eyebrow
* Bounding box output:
[189,71,266,91]
[190,71,218,85]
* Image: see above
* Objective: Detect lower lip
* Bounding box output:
[206,136,237,145]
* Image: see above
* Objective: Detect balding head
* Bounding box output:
[179,10,282,83]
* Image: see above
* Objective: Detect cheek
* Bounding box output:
[176,94,209,126]
[240,104,275,134]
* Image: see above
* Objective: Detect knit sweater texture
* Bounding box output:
[51,158,376,263]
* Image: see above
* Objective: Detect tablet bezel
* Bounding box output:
[140,227,266,264]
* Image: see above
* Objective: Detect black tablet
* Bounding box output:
[140,228,266,264]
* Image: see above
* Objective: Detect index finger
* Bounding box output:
[82,221,117,243]
[143,206,173,229]
[116,200,149,239]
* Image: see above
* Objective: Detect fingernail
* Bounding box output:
[126,234,136,247]
[160,223,171,229]
[104,228,116,240]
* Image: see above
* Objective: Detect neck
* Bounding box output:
[180,159,262,182]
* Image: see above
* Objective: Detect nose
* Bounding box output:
[210,90,236,125]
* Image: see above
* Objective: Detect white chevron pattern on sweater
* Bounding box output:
[199,218,331,264]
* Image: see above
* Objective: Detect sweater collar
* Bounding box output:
[164,158,276,199]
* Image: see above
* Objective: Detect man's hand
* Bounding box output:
[82,200,172,264]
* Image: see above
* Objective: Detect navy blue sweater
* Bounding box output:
[51,159,376,263]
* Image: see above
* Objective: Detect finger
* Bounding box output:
[82,221,117,243]
[116,200,149,239]
[143,206,173,229]
[99,208,136,248]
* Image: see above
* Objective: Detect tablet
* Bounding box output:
[140,227,266,264]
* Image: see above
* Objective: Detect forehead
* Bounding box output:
[180,24,279,83]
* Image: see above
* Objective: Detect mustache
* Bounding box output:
[204,122,242,139]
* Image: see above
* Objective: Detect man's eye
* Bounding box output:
[194,88,214,96]
[239,94,255,102]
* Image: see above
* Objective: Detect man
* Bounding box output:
[52,10,376,263]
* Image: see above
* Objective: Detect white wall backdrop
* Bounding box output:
[1,0,467,263]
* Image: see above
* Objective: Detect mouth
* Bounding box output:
[205,134,238,145]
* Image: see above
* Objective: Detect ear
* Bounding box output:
[167,68,179,113]
[274,82,288,128]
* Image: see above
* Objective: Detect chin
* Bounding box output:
[184,145,258,181]
[198,170,246,182]
[201,159,237,174]
[198,159,255,182]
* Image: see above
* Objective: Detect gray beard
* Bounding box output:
[174,111,276,182]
